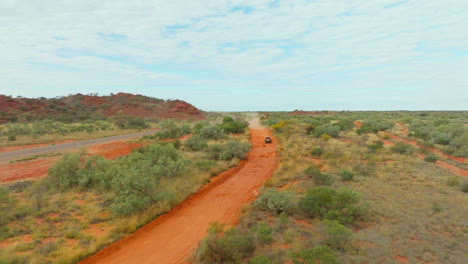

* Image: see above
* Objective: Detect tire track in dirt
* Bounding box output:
[79,127,279,264]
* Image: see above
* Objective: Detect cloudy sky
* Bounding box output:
[1,0,467,111]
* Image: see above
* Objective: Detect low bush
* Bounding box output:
[250,254,272,264]
[424,155,437,163]
[253,222,273,246]
[197,125,227,140]
[446,176,460,187]
[461,180,468,193]
[220,116,248,134]
[353,161,376,176]
[356,119,393,134]
[254,188,295,215]
[312,124,341,138]
[298,187,364,224]
[340,170,354,181]
[295,245,339,264]
[184,135,208,151]
[196,224,255,264]
[206,140,251,160]
[311,147,324,157]
[321,219,353,250]
[367,140,384,152]
[390,142,413,154]
[304,166,333,185]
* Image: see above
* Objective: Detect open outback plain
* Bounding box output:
[0,94,466,264]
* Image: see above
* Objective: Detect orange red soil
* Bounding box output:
[0,140,142,183]
[88,141,143,160]
[0,157,60,182]
[79,128,278,264]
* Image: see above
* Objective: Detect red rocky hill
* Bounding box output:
[0,93,204,123]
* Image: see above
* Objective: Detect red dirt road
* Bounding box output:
[80,128,278,264]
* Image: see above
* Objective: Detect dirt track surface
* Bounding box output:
[80,127,278,264]
[0,130,159,164]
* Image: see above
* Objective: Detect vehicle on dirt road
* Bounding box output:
[265,136,272,144]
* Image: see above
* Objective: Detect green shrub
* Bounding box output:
[461,181,468,193]
[251,254,272,264]
[197,125,227,140]
[352,161,376,176]
[253,222,273,245]
[196,224,255,264]
[367,140,384,152]
[446,176,460,187]
[48,152,83,188]
[298,187,364,224]
[336,119,355,131]
[185,135,208,151]
[254,188,295,215]
[295,245,339,264]
[220,116,248,134]
[311,147,324,157]
[390,142,413,154]
[7,132,17,141]
[304,166,333,185]
[206,140,251,160]
[321,219,353,250]
[312,124,341,138]
[424,155,437,163]
[340,170,354,181]
[356,119,393,134]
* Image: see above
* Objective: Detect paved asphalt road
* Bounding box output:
[0,129,159,163]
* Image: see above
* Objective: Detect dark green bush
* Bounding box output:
[321,219,353,250]
[424,155,437,163]
[220,116,248,134]
[356,119,393,134]
[184,135,208,151]
[254,188,295,215]
[336,119,355,131]
[312,124,341,138]
[196,224,255,264]
[298,187,364,224]
[295,245,339,264]
[197,125,227,140]
[206,140,251,160]
[253,222,273,245]
[390,142,413,154]
[461,181,468,193]
[311,147,324,157]
[367,140,384,152]
[251,254,272,264]
[340,170,354,181]
[304,166,333,185]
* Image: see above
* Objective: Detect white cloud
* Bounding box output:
[0,0,467,110]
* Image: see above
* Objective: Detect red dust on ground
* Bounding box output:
[0,157,61,182]
[395,255,409,263]
[88,141,144,159]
